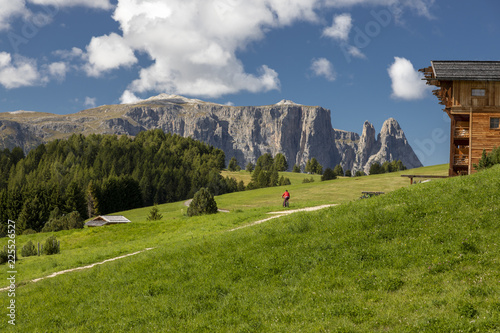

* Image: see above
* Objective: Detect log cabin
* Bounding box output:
[420,61,500,176]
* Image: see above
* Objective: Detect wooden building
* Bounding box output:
[85,215,131,227]
[420,61,500,176]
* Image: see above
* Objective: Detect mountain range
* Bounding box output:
[0,94,422,173]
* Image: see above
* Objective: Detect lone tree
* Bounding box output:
[228,157,241,171]
[321,168,337,181]
[146,204,163,221]
[187,188,218,217]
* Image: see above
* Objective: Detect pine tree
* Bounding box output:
[187,188,218,217]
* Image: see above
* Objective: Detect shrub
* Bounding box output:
[321,168,337,181]
[187,188,218,217]
[292,164,301,173]
[345,169,352,177]
[0,246,17,264]
[302,177,315,184]
[21,240,38,257]
[278,176,291,186]
[42,236,60,255]
[22,228,37,235]
[0,248,7,265]
[42,211,84,232]
[146,204,163,221]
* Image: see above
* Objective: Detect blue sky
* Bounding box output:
[1,0,499,166]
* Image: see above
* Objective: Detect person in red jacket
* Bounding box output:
[282,190,290,207]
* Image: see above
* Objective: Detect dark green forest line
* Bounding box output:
[0,129,242,235]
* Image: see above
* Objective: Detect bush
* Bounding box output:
[42,236,60,255]
[278,176,291,186]
[146,204,163,221]
[292,164,301,173]
[0,248,7,265]
[22,228,37,235]
[345,169,352,177]
[187,188,218,217]
[0,246,17,264]
[302,177,315,183]
[321,168,337,181]
[42,211,84,232]
[21,240,38,257]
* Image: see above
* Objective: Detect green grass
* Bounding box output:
[7,163,500,332]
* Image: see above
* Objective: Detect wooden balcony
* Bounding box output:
[453,154,469,166]
[454,127,469,138]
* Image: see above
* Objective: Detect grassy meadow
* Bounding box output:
[3,164,500,332]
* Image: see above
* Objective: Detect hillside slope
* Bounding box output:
[2,165,499,332]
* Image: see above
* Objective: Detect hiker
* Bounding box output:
[282,189,290,207]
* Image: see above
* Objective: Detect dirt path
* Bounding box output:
[0,248,154,292]
[228,204,337,231]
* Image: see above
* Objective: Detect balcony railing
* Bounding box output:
[454,154,469,166]
[454,127,470,138]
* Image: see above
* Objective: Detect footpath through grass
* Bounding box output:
[9,164,500,332]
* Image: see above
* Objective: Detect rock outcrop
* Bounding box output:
[0,95,422,172]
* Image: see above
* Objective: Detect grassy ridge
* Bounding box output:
[7,164,500,332]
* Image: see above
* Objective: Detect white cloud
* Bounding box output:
[0,52,39,89]
[120,90,142,104]
[0,0,28,31]
[323,13,352,41]
[310,58,336,81]
[388,57,430,100]
[99,0,323,98]
[84,96,97,108]
[28,0,113,10]
[84,33,137,77]
[47,61,67,80]
[53,47,84,60]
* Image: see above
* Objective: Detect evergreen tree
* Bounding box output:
[369,162,384,175]
[345,169,352,177]
[333,164,344,177]
[321,168,337,181]
[65,181,88,219]
[269,167,279,187]
[146,204,163,221]
[187,188,218,217]
[292,164,301,173]
[228,157,240,171]
[256,153,274,171]
[273,153,288,171]
[245,162,254,173]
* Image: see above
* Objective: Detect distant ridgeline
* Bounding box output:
[0,130,243,235]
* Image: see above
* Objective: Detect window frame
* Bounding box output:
[490,117,500,130]
[471,88,486,97]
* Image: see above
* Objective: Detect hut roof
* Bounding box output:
[84,215,131,227]
[431,61,500,81]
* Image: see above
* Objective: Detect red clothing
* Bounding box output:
[282,191,290,199]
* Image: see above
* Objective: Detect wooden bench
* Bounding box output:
[401,175,448,185]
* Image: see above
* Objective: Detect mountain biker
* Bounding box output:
[282,190,290,207]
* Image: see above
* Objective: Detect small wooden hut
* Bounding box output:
[85,215,131,227]
[420,61,500,176]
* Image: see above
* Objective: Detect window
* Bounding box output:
[490,117,500,129]
[472,88,486,97]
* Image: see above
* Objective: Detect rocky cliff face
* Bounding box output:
[337,118,422,174]
[0,94,422,172]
